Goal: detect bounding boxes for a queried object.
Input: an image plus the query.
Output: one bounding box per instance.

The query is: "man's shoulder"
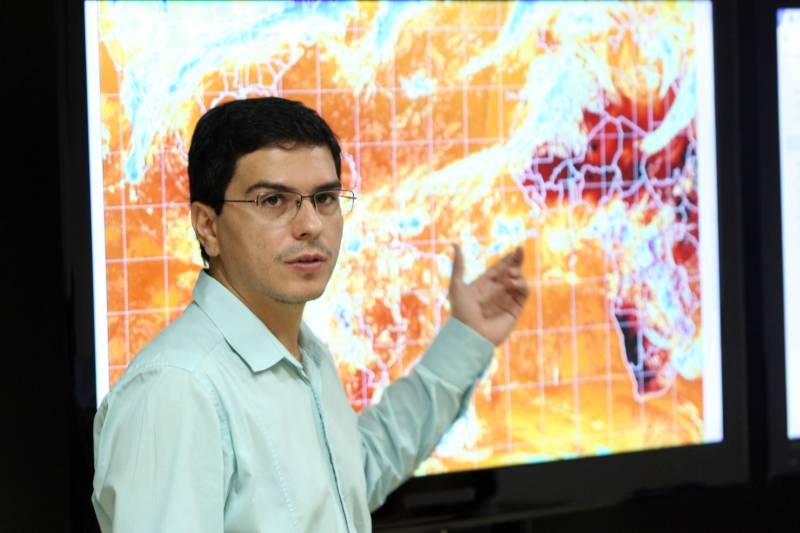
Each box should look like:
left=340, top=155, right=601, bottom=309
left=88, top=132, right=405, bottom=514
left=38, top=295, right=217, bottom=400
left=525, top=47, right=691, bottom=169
left=124, top=302, right=228, bottom=377
left=95, top=303, right=231, bottom=432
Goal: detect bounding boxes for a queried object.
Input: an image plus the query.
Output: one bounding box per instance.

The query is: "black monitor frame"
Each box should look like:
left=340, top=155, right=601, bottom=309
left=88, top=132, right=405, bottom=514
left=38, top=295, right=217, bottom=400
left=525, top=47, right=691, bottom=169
left=754, top=0, right=800, bottom=482
left=58, top=1, right=95, bottom=414
left=57, top=2, right=750, bottom=530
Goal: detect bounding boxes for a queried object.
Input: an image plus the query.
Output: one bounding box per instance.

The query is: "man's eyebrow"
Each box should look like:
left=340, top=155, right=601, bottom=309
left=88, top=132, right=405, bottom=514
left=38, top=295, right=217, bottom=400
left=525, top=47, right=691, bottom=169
left=311, top=181, right=343, bottom=193
left=244, top=180, right=343, bottom=196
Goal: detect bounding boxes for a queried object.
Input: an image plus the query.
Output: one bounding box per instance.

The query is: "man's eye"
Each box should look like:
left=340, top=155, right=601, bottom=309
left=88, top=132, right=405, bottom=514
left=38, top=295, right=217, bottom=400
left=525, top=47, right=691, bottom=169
left=316, top=192, right=337, bottom=205
left=260, top=194, right=285, bottom=208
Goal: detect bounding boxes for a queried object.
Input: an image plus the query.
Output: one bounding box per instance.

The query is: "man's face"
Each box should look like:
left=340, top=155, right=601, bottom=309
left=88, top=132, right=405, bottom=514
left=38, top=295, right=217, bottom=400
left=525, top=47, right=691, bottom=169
left=206, top=144, right=343, bottom=306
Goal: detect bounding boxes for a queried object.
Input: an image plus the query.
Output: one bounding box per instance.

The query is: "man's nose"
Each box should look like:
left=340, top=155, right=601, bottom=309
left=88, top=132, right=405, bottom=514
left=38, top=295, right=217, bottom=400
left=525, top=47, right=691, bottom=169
left=291, top=197, right=324, bottom=239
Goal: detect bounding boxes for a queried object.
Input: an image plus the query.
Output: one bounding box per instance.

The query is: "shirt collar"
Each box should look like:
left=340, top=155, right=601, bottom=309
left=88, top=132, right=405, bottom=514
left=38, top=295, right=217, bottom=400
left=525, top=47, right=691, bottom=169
left=192, top=270, right=313, bottom=374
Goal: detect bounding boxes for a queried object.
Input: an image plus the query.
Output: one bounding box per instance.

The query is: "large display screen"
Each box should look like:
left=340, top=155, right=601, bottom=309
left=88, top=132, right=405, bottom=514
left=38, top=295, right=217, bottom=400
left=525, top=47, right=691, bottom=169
left=778, top=7, right=800, bottom=441
left=85, top=0, right=722, bottom=475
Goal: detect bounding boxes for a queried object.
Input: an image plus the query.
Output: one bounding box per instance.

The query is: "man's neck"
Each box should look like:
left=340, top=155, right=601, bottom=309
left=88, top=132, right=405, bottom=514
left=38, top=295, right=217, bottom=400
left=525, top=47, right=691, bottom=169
left=207, top=268, right=305, bottom=363
left=251, top=298, right=304, bottom=364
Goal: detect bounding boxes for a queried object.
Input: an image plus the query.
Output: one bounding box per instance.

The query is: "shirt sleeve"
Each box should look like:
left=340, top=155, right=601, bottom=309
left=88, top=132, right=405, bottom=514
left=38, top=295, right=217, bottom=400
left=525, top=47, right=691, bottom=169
left=357, top=317, right=494, bottom=510
left=91, top=366, right=227, bottom=533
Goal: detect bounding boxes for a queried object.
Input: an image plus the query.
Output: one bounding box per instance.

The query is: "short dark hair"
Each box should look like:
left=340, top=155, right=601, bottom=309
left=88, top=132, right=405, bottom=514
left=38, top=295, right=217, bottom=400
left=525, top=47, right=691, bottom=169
left=187, top=97, right=341, bottom=263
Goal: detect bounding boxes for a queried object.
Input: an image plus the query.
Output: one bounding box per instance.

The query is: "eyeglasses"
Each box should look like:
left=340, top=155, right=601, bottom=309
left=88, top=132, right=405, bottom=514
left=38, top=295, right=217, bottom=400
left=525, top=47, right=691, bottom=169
left=224, top=189, right=357, bottom=226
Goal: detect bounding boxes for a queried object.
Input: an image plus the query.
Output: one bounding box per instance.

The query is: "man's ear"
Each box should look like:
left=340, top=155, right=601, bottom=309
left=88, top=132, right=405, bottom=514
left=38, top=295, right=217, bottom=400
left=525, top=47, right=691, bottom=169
left=191, top=202, right=221, bottom=258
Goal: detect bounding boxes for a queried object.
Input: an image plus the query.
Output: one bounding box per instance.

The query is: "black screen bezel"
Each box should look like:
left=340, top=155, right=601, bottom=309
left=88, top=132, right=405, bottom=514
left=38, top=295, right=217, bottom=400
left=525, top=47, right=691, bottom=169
left=755, top=0, right=800, bottom=482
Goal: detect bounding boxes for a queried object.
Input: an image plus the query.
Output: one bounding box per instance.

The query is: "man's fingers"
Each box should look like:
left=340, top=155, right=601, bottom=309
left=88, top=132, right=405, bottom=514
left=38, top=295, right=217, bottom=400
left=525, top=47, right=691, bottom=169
left=484, top=246, right=525, bottom=280
left=502, top=246, right=524, bottom=268
left=505, top=266, right=523, bottom=280
left=476, top=273, right=529, bottom=312
left=498, top=275, right=530, bottom=306
left=472, top=269, right=528, bottom=295
left=503, top=276, right=529, bottom=295
left=510, top=245, right=524, bottom=266
left=491, top=290, right=525, bottom=317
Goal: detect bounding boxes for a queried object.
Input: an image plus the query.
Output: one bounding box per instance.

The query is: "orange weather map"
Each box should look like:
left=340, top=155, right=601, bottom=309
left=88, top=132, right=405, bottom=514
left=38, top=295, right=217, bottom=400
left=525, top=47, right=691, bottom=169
left=88, top=1, right=719, bottom=475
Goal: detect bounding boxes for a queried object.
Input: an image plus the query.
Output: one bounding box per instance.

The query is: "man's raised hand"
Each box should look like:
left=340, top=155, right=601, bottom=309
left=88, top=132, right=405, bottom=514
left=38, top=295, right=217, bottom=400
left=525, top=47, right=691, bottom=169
left=448, top=243, right=530, bottom=346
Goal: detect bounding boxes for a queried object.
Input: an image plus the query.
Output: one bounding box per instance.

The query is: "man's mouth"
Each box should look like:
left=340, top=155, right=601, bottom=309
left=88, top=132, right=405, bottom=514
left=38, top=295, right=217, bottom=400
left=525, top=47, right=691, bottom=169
left=286, top=253, right=326, bottom=263
left=285, top=252, right=327, bottom=271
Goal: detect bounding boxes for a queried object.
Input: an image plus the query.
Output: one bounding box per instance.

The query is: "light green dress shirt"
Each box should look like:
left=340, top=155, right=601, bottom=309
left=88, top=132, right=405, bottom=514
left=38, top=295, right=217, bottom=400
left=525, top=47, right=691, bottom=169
left=92, top=271, right=494, bottom=532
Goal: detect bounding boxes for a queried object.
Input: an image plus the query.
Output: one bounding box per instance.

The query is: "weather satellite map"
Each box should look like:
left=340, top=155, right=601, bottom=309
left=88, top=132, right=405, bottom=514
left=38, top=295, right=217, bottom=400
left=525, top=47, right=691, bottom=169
left=86, top=0, right=722, bottom=474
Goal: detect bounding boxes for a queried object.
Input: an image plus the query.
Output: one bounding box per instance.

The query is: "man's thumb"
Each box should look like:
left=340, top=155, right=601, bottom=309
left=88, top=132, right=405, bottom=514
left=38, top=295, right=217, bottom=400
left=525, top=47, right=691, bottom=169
left=450, top=243, right=464, bottom=289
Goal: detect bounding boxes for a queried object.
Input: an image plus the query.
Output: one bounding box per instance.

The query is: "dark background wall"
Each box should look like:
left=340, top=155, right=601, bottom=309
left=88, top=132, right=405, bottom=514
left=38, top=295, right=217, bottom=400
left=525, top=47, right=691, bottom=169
left=2, top=1, right=798, bottom=532
left=2, top=0, right=71, bottom=531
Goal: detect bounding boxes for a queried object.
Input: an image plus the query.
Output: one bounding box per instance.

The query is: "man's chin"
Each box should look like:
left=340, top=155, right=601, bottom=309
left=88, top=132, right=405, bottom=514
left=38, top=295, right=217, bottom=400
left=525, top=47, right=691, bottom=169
left=268, top=287, right=326, bottom=305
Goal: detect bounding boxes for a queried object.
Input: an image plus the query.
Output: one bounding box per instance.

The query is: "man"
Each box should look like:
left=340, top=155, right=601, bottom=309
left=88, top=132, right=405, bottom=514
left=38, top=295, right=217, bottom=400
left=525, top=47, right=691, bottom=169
left=92, top=97, right=529, bottom=532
